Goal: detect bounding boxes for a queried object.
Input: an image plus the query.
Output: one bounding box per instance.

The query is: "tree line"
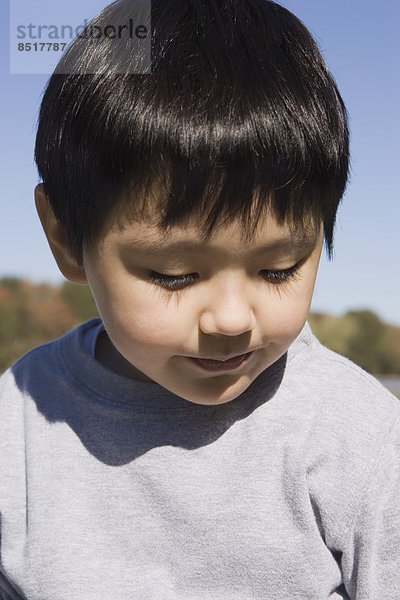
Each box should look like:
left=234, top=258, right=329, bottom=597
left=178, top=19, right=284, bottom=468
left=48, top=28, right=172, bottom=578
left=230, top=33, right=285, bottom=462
left=1, top=277, right=399, bottom=376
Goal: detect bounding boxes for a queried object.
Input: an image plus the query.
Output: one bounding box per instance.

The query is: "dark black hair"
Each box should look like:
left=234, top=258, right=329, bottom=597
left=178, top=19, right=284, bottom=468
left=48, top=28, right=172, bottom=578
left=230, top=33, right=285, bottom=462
left=35, top=0, right=349, bottom=263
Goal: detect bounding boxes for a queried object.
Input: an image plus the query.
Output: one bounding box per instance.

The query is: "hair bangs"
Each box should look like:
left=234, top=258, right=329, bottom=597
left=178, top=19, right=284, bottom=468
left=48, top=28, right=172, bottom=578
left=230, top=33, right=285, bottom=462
left=120, top=155, right=322, bottom=242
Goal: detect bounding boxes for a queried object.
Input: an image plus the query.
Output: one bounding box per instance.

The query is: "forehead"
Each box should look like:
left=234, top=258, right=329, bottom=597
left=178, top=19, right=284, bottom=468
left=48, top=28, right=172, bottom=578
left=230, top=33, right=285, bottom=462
left=102, top=208, right=321, bottom=258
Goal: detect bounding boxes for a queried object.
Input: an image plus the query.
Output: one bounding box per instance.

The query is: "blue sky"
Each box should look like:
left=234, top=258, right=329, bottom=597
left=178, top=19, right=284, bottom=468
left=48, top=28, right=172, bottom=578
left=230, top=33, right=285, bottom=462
left=1, top=0, right=399, bottom=325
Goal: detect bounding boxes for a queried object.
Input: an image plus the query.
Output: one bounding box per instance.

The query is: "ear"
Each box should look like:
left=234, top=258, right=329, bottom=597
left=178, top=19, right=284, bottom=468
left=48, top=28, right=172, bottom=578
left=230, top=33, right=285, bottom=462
left=35, top=183, right=88, bottom=285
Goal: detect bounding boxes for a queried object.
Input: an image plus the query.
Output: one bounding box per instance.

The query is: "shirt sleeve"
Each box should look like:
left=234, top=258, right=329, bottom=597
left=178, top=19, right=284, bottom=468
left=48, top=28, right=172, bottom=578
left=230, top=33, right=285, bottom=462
left=341, top=414, right=400, bottom=599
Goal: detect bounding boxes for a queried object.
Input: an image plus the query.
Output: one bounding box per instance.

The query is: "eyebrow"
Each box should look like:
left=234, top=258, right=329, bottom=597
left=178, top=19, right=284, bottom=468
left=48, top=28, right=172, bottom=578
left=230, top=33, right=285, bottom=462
left=121, top=235, right=319, bottom=257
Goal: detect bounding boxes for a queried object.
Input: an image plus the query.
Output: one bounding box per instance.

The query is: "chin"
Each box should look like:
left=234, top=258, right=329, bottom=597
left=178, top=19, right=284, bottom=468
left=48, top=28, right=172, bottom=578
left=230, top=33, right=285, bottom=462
left=179, top=376, right=255, bottom=406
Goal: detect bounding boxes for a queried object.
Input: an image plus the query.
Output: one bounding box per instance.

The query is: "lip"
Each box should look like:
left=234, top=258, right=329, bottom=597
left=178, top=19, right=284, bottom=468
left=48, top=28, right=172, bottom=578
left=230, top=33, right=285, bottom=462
left=188, top=351, right=254, bottom=372
left=198, top=352, right=250, bottom=361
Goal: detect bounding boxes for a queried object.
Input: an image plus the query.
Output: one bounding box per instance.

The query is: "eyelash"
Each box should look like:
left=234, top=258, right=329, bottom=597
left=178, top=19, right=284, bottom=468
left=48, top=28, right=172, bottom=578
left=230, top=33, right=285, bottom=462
left=146, top=264, right=301, bottom=291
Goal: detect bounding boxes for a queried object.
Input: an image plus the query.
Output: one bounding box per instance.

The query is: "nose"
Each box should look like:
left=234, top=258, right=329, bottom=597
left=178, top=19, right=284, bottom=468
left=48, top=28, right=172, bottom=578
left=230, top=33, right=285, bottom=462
left=198, top=275, right=256, bottom=337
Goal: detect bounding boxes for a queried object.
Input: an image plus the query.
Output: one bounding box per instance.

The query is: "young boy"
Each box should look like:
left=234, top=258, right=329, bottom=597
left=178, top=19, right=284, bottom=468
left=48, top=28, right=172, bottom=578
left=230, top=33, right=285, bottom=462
left=1, top=0, right=399, bottom=598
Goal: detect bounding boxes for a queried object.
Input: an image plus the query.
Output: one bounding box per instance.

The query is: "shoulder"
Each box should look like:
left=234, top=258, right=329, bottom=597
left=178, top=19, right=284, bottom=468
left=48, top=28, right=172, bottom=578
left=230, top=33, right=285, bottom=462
left=6, top=318, right=101, bottom=369
left=0, top=318, right=102, bottom=407
left=280, top=323, right=400, bottom=482
left=288, top=322, right=400, bottom=421
left=281, top=325, right=400, bottom=542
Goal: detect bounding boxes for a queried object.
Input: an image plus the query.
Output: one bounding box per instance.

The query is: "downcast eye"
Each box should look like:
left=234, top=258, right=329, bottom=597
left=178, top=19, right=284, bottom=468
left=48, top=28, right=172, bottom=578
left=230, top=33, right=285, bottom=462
left=147, top=271, right=198, bottom=291
left=260, top=264, right=301, bottom=284
left=146, top=263, right=301, bottom=292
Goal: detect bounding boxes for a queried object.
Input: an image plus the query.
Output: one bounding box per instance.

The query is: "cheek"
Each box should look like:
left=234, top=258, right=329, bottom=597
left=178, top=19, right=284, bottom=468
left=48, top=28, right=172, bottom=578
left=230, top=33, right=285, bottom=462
left=104, top=286, right=189, bottom=350
left=258, top=283, right=314, bottom=340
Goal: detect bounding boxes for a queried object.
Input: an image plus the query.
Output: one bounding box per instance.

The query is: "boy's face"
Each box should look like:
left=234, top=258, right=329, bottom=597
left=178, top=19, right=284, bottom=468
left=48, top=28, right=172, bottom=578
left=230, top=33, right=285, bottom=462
left=81, top=210, right=323, bottom=405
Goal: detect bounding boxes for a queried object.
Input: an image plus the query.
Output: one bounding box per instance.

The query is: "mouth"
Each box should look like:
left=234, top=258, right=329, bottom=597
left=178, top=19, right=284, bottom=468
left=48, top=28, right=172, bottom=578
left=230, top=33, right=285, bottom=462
left=188, top=351, right=254, bottom=372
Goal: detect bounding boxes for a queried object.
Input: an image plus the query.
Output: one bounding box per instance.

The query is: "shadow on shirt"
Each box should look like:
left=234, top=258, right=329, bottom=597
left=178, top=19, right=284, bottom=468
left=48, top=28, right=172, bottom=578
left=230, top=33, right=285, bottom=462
left=11, top=352, right=286, bottom=466
left=0, top=571, right=24, bottom=600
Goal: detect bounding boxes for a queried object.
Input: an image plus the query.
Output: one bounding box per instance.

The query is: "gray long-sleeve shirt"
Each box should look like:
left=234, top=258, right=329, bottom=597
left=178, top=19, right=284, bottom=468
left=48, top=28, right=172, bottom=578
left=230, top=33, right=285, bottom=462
left=0, top=319, right=399, bottom=599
